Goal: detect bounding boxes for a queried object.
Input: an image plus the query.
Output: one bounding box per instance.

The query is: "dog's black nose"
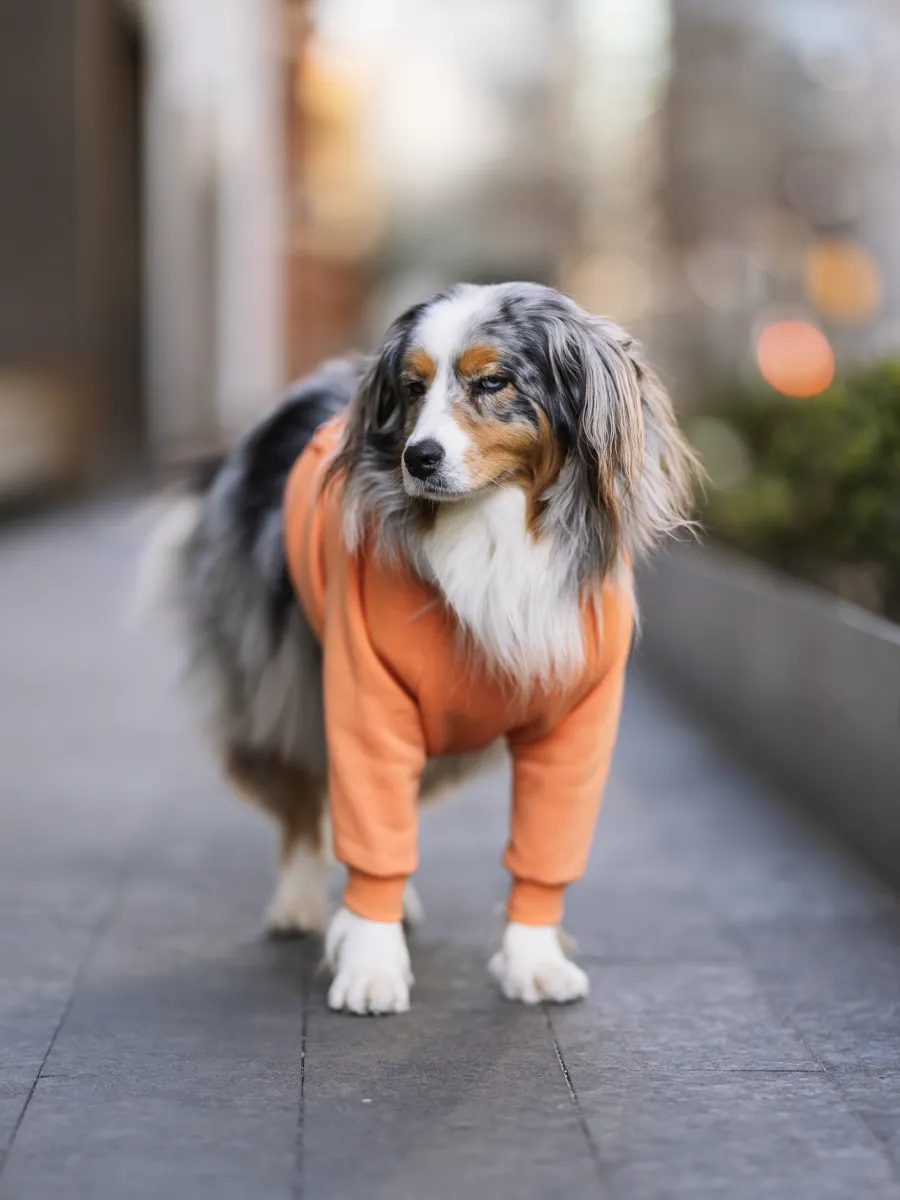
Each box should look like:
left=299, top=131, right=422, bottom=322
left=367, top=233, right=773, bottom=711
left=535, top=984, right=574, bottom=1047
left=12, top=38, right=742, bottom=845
left=403, top=439, right=445, bottom=480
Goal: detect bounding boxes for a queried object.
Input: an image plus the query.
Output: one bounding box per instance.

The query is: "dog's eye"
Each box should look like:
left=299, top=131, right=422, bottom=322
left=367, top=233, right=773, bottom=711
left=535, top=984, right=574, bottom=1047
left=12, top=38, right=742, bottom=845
left=477, top=376, right=510, bottom=394
left=405, top=379, right=427, bottom=399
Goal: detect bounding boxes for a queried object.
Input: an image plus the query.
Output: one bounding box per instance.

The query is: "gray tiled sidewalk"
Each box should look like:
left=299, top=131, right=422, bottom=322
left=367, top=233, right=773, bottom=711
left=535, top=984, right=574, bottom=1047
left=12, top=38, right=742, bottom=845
left=1, top=502, right=899, bottom=1200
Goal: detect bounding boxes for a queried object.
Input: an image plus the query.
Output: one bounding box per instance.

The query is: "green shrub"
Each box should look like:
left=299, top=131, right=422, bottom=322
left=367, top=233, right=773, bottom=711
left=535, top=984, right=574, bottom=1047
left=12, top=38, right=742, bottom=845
left=693, top=361, right=900, bottom=622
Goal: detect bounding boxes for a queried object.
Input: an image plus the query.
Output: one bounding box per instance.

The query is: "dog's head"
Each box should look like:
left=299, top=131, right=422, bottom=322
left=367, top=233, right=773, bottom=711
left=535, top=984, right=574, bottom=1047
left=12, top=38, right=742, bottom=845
left=334, top=282, right=698, bottom=574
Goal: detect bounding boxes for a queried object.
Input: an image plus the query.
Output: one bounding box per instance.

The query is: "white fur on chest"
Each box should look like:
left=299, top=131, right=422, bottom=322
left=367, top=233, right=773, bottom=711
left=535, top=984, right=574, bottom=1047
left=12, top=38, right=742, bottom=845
left=421, top=487, right=583, bottom=686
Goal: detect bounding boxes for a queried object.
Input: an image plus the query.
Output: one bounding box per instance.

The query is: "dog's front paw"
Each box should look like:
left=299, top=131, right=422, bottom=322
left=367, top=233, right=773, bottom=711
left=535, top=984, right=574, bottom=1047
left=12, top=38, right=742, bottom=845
left=325, top=907, right=413, bottom=1015
left=488, top=922, right=589, bottom=1005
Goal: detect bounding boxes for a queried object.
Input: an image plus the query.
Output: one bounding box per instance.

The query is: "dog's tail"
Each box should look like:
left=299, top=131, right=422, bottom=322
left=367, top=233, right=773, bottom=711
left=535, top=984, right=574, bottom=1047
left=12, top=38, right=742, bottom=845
left=130, top=457, right=222, bottom=628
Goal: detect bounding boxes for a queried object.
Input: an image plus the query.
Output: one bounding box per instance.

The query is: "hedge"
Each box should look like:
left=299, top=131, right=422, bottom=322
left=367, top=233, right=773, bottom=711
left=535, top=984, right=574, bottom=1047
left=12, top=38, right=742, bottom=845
left=692, top=361, right=900, bottom=623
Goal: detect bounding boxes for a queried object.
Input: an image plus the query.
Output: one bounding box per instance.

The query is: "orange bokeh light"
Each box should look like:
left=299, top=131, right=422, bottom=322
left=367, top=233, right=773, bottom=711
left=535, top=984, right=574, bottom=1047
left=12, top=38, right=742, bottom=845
left=804, top=238, right=882, bottom=324
left=756, top=320, right=835, bottom=397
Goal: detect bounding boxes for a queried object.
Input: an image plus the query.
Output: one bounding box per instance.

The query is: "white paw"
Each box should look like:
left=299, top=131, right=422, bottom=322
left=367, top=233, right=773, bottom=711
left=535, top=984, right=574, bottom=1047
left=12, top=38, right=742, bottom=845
left=402, top=880, right=425, bottom=927
left=265, top=841, right=328, bottom=936
left=488, top=922, right=589, bottom=1005
left=325, top=907, right=413, bottom=1015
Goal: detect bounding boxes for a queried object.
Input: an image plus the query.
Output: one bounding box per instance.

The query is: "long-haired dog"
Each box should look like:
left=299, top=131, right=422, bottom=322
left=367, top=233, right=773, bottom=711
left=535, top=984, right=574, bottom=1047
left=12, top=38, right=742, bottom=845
left=148, top=283, right=697, bottom=1014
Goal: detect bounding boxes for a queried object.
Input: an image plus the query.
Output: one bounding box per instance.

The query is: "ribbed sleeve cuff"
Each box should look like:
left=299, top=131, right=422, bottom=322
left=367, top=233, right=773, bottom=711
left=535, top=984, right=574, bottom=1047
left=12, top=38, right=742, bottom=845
left=506, top=879, right=566, bottom=925
left=343, top=870, right=408, bottom=923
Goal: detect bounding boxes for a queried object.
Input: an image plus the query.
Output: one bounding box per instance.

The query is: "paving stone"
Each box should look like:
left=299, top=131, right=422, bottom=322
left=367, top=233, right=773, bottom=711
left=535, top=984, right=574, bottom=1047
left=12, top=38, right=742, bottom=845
left=302, top=950, right=600, bottom=1200
left=565, top=876, right=737, bottom=964
left=0, top=915, right=98, bottom=1112
left=574, top=1070, right=900, bottom=1200
left=0, top=937, right=310, bottom=1200
left=835, top=1071, right=900, bottom=1174
left=0, top=1088, right=299, bottom=1200
left=0, top=1069, right=40, bottom=1160
left=734, top=915, right=900, bottom=1069
left=551, top=960, right=820, bottom=1073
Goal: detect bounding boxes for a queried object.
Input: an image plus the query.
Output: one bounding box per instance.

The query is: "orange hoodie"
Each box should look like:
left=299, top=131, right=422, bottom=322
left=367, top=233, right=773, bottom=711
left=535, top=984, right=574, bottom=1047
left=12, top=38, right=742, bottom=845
left=283, top=415, right=633, bottom=926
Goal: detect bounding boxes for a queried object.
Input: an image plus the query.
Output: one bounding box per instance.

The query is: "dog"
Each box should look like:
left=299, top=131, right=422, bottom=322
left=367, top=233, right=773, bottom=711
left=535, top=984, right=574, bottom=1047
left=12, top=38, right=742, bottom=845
left=146, top=282, right=697, bottom=1015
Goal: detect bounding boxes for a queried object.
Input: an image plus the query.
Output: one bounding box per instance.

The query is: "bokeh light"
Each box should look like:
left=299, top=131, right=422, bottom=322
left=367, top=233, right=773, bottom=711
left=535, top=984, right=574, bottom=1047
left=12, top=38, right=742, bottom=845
left=803, top=237, right=882, bottom=324
left=755, top=320, right=835, bottom=397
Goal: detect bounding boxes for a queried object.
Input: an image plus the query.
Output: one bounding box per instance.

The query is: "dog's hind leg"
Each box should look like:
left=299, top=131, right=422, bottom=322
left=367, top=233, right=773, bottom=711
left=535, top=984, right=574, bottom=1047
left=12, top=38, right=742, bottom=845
left=225, top=745, right=329, bottom=936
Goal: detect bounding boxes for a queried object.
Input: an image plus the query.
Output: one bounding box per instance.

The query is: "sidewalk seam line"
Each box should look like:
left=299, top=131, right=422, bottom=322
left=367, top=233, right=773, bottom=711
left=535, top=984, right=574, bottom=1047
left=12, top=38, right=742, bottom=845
left=292, top=953, right=310, bottom=1200
left=0, top=806, right=169, bottom=1182
left=544, top=1007, right=605, bottom=1194
left=717, top=916, right=900, bottom=1182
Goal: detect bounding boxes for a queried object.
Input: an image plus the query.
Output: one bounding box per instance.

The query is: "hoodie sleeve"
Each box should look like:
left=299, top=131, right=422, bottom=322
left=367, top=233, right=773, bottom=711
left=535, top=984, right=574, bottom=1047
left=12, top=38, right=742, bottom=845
left=503, top=591, right=634, bottom=925
left=321, top=521, right=428, bottom=924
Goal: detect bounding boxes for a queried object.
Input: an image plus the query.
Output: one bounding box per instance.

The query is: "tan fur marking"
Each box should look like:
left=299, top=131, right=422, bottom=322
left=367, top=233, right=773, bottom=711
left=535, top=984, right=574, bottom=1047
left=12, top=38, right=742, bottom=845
left=526, top=410, right=566, bottom=534
left=456, top=344, right=500, bottom=380
left=403, top=348, right=436, bottom=385
left=455, top=406, right=565, bottom=536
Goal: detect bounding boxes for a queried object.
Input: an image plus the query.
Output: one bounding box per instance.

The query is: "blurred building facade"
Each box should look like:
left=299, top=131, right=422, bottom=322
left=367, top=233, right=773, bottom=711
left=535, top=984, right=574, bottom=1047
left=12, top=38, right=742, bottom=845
left=142, top=0, right=284, bottom=464
left=283, top=5, right=374, bottom=378
left=0, top=0, right=144, bottom=497
left=0, top=0, right=287, bottom=498
left=3, top=0, right=900, bottom=502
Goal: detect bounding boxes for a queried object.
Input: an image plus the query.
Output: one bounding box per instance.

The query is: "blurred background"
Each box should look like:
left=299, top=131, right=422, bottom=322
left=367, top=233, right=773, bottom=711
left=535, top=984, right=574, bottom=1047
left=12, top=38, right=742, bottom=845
left=1, top=0, right=898, bottom=617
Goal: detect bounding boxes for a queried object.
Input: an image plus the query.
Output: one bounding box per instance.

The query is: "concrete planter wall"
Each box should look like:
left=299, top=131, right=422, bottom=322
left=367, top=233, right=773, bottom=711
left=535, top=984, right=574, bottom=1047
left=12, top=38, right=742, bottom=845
left=637, top=545, right=900, bottom=886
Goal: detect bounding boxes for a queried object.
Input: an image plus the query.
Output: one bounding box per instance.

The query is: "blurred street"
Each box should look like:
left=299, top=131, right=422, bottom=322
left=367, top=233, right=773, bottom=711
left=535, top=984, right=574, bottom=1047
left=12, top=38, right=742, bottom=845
left=0, top=504, right=898, bottom=1200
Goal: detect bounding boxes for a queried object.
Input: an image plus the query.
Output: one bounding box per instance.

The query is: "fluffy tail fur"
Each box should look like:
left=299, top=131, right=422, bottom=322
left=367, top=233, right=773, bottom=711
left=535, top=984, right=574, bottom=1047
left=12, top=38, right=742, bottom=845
left=132, top=491, right=205, bottom=627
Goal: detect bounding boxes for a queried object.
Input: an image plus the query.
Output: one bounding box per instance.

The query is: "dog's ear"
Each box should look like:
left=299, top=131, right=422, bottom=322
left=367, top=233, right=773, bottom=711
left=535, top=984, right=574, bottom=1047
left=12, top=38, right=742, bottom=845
left=357, top=324, right=408, bottom=437
left=549, top=311, right=698, bottom=562
left=617, top=333, right=700, bottom=554
left=329, top=301, right=426, bottom=478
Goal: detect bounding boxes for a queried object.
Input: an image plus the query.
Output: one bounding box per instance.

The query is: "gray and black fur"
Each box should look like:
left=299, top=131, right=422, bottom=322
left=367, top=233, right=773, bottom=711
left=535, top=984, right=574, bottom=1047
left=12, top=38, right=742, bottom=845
left=171, top=357, right=359, bottom=778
